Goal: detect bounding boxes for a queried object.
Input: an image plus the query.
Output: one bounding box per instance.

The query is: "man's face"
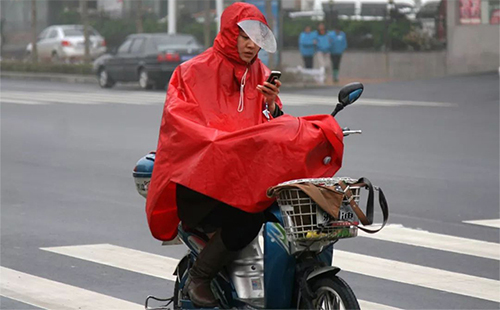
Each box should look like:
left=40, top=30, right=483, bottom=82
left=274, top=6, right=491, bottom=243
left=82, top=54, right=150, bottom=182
left=237, top=29, right=260, bottom=63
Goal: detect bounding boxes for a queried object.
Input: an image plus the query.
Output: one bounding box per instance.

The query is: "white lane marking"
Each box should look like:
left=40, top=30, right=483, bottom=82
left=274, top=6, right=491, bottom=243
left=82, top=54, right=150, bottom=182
left=2, top=91, right=164, bottom=104
left=0, top=266, right=143, bottom=310
left=463, top=219, right=500, bottom=229
left=2, top=92, right=126, bottom=105
left=359, top=224, right=500, bottom=260
left=334, top=250, right=500, bottom=303
left=1, top=94, right=100, bottom=105
left=41, top=243, right=178, bottom=281
left=279, top=94, right=456, bottom=107
left=42, top=243, right=392, bottom=309
left=1, top=90, right=453, bottom=107
left=0, top=98, right=48, bottom=105
left=358, top=300, right=402, bottom=310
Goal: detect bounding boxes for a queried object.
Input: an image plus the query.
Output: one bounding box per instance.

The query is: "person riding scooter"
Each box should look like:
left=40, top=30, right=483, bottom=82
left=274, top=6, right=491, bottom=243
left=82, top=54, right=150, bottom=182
left=145, top=2, right=345, bottom=308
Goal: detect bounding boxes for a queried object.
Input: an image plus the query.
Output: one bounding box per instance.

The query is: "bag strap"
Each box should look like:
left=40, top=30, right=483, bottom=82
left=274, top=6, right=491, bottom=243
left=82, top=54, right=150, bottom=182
left=338, top=177, right=389, bottom=234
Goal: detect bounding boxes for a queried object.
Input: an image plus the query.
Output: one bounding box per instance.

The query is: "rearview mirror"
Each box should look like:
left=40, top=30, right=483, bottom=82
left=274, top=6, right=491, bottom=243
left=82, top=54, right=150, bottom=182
left=338, top=82, right=364, bottom=107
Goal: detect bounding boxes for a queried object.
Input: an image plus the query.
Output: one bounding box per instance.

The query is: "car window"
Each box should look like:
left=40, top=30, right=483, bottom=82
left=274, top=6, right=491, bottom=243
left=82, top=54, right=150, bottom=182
left=47, top=29, right=59, bottom=39
left=153, top=36, right=202, bottom=51
left=117, top=39, right=133, bottom=54
left=130, top=38, right=145, bottom=53
left=334, top=3, right=356, bottom=16
left=38, top=29, right=49, bottom=40
left=360, top=3, right=386, bottom=17
left=63, top=28, right=100, bottom=37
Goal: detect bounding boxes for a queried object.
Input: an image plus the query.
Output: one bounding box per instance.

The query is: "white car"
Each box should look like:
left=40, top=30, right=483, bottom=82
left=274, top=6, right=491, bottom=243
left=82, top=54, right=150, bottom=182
left=26, top=25, right=106, bottom=62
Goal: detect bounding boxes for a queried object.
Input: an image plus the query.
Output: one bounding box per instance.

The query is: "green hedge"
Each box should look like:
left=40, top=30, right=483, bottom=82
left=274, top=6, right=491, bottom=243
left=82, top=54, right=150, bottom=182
left=57, top=9, right=213, bottom=50
left=56, top=8, right=428, bottom=51
left=282, top=16, right=415, bottom=50
left=0, top=61, right=93, bottom=75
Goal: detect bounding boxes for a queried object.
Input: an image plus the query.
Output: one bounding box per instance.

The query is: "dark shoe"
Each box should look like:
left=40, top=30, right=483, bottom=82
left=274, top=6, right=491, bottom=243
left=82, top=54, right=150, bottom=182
left=183, top=230, right=236, bottom=307
left=184, top=274, right=218, bottom=307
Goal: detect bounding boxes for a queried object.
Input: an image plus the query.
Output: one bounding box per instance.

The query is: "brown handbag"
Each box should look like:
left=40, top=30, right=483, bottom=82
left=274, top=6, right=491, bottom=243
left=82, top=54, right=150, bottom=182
left=267, top=177, right=389, bottom=234
left=267, top=183, right=344, bottom=219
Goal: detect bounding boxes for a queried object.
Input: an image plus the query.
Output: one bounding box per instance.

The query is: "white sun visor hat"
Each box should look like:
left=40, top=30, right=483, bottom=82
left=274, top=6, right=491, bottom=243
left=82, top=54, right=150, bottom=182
left=237, top=20, right=277, bottom=53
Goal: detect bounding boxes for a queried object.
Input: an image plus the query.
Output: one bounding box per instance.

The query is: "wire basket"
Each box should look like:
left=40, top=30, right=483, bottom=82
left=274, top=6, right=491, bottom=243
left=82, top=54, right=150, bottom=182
left=275, top=177, right=361, bottom=243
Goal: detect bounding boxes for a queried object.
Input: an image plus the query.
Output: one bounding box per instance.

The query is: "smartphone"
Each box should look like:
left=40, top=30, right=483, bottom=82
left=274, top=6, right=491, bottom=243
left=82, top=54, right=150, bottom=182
left=266, top=71, right=281, bottom=85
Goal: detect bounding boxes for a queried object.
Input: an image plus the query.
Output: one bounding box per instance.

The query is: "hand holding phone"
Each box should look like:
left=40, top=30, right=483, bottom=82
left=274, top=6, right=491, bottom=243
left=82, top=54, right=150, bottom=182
left=266, top=71, right=281, bottom=85
left=258, top=71, right=281, bottom=115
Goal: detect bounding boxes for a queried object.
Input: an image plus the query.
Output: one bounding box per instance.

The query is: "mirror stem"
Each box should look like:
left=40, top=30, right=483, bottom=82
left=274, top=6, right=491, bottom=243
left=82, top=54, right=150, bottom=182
left=331, top=103, right=344, bottom=117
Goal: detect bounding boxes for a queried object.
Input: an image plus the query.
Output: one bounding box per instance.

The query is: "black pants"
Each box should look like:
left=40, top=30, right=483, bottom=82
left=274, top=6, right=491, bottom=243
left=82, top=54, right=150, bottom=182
left=303, top=56, right=313, bottom=69
left=330, top=54, right=342, bottom=70
left=176, top=184, right=265, bottom=251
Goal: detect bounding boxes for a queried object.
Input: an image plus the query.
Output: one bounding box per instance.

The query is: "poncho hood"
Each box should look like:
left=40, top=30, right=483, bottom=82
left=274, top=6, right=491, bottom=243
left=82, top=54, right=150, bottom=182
left=213, top=2, right=268, bottom=65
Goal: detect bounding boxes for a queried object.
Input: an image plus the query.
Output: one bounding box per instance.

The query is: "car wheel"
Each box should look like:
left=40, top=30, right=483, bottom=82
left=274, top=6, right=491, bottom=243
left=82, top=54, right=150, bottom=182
left=23, top=51, right=32, bottom=63
left=154, top=79, right=167, bottom=90
left=98, top=68, right=115, bottom=88
left=51, top=52, right=61, bottom=64
left=139, top=68, right=153, bottom=90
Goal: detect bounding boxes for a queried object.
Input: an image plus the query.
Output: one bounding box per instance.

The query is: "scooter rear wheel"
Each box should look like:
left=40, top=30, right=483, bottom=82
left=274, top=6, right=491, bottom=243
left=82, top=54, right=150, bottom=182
left=301, top=275, right=360, bottom=310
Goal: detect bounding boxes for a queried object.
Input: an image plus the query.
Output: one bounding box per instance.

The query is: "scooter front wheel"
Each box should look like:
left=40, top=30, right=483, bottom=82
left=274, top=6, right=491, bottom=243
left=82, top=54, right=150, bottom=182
left=173, top=256, right=190, bottom=309
left=301, top=275, right=360, bottom=310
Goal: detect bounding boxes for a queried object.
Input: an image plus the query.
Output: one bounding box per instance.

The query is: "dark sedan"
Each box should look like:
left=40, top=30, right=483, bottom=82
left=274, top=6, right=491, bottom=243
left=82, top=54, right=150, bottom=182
left=93, top=33, right=204, bottom=90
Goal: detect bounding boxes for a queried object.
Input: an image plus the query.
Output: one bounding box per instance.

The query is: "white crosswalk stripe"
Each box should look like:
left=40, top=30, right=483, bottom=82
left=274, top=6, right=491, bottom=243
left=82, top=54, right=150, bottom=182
left=0, top=90, right=455, bottom=107
left=0, top=267, right=143, bottom=310
left=2, top=223, right=498, bottom=309
left=41, top=243, right=398, bottom=310
left=41, top=243, right=178, bottom=281
left=463, top=219, right=500, bottom=229
left=335, top=250, right=499, bottom=303
left=359, top=224, right=500, bottom=260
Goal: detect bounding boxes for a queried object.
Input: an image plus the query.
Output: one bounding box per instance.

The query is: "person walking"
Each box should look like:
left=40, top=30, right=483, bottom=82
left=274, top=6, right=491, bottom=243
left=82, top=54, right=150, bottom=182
left=313, top=23, right=331, bottom=81
left=328, top=26, right=347, bottom=83
left=314, top=23, right=332, bottom=70
left=298, top=25, right=315, bottom=69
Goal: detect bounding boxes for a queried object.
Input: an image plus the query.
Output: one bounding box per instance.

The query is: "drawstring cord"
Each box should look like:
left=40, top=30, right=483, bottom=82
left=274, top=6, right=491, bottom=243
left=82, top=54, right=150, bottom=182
left=237, top=67, right=249, bottom=112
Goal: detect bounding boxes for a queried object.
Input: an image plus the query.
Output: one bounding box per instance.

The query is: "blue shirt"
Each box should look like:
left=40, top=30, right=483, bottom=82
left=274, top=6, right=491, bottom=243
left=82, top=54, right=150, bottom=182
left=313, top=31, right=331, bottom=53
left=298, top=31, right=316, bottom=56
left=328, top=31, right=347, bottom=55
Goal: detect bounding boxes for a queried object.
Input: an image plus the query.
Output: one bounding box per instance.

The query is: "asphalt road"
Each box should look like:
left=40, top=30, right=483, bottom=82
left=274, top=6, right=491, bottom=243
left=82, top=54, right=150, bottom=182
left=1, top=73, right=499, bottom=310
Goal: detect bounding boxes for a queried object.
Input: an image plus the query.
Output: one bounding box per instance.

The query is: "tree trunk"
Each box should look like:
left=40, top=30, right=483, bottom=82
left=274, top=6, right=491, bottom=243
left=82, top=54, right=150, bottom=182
left=81, top=0, right=91, bottom=63
left=265, top=0, right=275, bottom=68
left=204, top=0, right=211, bottom=48
left=277, top=0, right=283, bottom=68
left=136, top=0, right=143, bottom=33
left=30, top=0, right=38, bottom=63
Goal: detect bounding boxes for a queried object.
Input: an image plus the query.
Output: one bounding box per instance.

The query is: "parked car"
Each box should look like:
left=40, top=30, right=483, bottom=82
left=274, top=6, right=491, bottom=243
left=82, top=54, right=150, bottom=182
left=93, top=33, right=204, bottom=90
left=26, top=25, right=106, bottom=63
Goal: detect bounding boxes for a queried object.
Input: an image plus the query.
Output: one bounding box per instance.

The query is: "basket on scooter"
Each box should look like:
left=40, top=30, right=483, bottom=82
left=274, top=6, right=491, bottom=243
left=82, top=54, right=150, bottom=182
left=275, top=177, right=360, bottom=243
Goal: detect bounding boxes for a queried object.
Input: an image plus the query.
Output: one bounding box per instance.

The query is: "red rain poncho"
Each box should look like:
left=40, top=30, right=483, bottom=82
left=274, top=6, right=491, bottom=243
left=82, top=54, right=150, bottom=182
left=146, top=2, right=344, bottom=241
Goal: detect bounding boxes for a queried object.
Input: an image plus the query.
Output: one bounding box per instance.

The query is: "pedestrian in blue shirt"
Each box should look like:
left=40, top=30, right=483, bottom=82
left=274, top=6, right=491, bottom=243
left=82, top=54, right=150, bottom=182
left=298, top=26, right=315, bottom=69
left=328, top=26, right=348, bottom=83
left=313, top=23, right=331, bottom=74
